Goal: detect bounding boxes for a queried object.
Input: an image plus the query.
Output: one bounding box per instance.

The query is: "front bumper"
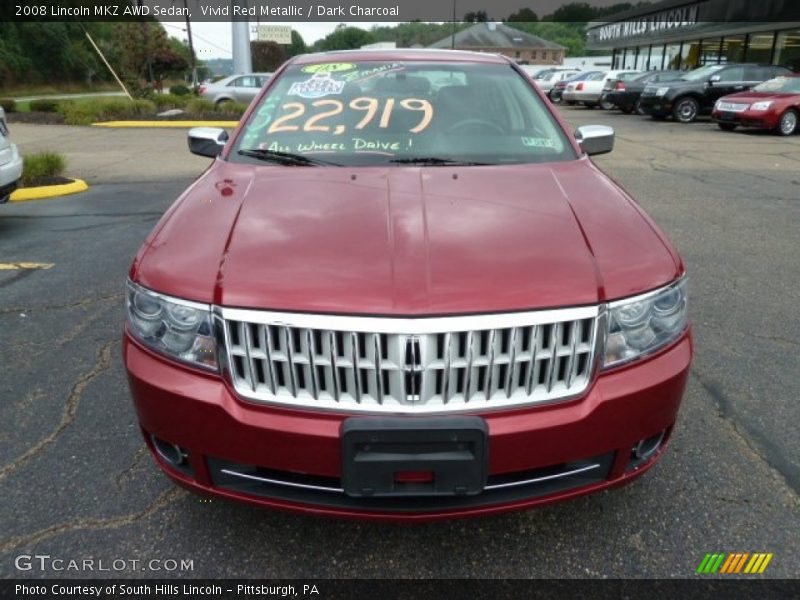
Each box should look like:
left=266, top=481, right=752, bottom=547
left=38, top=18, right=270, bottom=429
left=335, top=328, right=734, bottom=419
left=124, top=330, right=692, bottom=520
left=638, top=96, right=672, bottom=116
left=711, top=109, right=778, bottom=130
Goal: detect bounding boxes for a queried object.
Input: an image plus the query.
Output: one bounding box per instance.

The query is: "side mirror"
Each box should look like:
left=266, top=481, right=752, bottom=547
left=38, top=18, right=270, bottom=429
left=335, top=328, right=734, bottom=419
left=188, top=127, right=229, bottom=158
left=575, top=125, right=614, bottom=156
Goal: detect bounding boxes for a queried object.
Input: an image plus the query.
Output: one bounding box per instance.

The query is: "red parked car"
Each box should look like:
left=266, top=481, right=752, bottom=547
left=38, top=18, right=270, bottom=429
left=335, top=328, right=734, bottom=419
left=712, top=74, right=800, bottom=135
left=124, top=50, right=692, bottom=521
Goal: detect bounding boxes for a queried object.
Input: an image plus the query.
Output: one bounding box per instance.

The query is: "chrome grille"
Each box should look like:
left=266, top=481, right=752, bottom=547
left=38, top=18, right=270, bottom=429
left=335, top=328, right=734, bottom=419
left=220, top=307, right=600, bottom=414
left=716, top=101, right=749, bottom=113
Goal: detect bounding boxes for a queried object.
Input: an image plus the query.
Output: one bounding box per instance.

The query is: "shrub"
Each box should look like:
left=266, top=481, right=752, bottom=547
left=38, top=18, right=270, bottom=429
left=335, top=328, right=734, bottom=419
left=217, top=101, right=249, bottom=117
left=152, top=93, right=190, bottom=110
left=185, top=98, right=216, bottom=117
left=169, top=84, right=192, bottom=96
left=0, top=98, right=16, bottom=112
left=29, top=98, right=61, bottom=112
left=21, top=151, right=66, bottom=186
left=61, top=98, right=156, bottom=125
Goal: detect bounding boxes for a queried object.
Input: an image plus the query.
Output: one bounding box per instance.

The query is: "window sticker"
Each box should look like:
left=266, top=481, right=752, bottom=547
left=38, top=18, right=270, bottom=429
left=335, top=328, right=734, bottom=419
left=521, top=136, right=557, bottom=149
left=341, top=63, right=405, bottom=84
left=288, top=73, right=345, bottom=99
left=301, top=63, right=356, bottom=74
left=266, top=97, right=434, bottom=136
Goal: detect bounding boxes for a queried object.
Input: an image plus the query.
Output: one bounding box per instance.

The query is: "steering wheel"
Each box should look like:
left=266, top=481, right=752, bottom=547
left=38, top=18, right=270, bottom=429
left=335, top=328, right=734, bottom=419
left=446, top=118, right=505, bottom=134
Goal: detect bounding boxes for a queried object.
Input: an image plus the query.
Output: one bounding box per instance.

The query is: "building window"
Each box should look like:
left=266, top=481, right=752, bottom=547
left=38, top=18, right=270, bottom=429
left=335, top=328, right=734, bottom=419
left=774, top=29, right=800, bottom=70
left=746, top=33, right=775, bottom=64
left=699, top=38, right=722, bottom=65
left=664, top=43, right=682, bottom=70
left=649, top=44, right=665, bottom=69
left=721, top=35, right=746, bottom=63
left=681, top=40, right=701, bottom=69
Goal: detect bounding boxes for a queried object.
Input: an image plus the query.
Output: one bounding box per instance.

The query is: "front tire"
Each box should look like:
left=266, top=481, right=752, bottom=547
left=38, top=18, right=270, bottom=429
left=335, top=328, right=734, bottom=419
left=718, top=123, right=737, bottom=131
left=600, top=98, right=615, bottom=111
left=776, top=109, right=798, bottom=136
left=635, top=99, right=646, bottom=116
left=673, top=97, right=699, bottom=123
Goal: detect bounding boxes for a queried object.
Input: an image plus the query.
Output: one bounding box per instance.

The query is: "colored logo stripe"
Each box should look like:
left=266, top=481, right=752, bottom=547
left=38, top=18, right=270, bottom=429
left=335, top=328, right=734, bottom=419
left=697, top=553, right=773, bottom=574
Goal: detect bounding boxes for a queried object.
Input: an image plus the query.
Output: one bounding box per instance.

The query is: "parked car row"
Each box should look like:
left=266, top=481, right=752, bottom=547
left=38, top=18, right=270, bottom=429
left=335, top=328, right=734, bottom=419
left=549, top=62, right=799, bottom=136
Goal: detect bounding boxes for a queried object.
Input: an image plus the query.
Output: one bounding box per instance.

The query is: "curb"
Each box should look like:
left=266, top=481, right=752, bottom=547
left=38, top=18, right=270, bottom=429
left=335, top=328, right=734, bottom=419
left=92, top=120, right=239, bottom=128
left=10, top=178, right=89, bottom=202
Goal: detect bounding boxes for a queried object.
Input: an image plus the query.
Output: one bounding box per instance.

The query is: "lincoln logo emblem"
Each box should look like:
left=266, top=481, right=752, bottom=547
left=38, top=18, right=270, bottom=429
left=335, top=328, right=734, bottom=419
left=403, top=336, right=424, bottom=402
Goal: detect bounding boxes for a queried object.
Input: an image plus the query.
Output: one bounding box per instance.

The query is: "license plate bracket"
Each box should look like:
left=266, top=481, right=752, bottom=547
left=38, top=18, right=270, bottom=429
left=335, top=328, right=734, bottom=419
left=341, top=417, right=488, bottom=498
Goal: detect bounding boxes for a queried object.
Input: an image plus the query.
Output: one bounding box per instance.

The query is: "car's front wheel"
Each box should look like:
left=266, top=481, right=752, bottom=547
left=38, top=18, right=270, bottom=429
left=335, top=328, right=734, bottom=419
left=600, top=98, right=615, bottom=111
left=718, top=123, right=737, bottom=131
left=215, top=98, right=234, bottom=109
left=673, top=97, right=700, bottom=123
left=777, top=109, right=798, bottom=136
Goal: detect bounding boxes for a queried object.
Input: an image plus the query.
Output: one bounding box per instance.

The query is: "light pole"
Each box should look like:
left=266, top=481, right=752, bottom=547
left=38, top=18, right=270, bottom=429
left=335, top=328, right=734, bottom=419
left=182, top=0, right=197, bottom=86
left=231, top=0, right=252, bottom=74
left=451, top=0, right=456, bottom=49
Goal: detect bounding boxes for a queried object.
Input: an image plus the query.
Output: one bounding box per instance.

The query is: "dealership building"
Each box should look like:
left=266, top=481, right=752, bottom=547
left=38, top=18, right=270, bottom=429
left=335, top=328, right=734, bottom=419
left=586, top=0, right=800, bottom=72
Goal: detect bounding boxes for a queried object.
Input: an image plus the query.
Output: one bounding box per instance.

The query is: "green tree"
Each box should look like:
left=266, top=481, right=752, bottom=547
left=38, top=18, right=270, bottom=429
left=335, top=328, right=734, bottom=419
left=251, top=41, right=287, bottom=72
left=317, top=26, right=376, bottom=51
left=507, top=8, right=538, bottom=22
left=286, top=30, right=307, bottom=58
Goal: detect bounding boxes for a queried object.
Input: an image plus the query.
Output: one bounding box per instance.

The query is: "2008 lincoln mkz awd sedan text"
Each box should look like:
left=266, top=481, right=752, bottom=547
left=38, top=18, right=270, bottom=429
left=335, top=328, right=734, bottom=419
left=123, top=50, right=692, bottom=520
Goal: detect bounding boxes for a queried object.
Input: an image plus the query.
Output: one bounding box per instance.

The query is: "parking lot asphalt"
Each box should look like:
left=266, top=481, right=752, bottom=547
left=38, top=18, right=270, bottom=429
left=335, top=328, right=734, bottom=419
left=1, top=110, right=798, bottom=578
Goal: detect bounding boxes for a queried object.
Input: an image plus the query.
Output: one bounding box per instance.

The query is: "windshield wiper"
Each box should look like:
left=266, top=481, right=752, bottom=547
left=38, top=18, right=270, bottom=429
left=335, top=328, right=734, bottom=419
left=237, top=148, right=340, bottom=166
left=388, top=157, right=490, bottom=166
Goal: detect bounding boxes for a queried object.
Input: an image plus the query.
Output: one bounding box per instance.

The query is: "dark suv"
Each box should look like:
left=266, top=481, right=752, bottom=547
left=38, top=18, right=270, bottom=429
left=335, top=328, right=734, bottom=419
left=639, top=64, right=791, bottom=123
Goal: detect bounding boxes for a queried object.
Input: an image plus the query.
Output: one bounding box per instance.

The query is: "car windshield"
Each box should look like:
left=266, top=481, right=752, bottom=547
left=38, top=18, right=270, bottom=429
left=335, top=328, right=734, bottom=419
left=753, top=76, right=800, bottom=93
left=680, top=65, right=726, bottom=81
left=232, top=60, right=576, bottom=167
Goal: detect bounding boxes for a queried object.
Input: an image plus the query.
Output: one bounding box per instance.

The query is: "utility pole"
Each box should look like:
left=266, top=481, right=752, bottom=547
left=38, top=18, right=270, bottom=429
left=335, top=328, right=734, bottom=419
left=451, top=0, right=456, bottom=49
left=182, top=0, right=197, bottom=86
left=231, top=0, right=252, bottom=74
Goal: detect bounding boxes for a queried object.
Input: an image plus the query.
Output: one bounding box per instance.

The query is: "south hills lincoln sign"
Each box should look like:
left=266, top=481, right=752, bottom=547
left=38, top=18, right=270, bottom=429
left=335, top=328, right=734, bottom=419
left=592, top=4, right=701, bottom=43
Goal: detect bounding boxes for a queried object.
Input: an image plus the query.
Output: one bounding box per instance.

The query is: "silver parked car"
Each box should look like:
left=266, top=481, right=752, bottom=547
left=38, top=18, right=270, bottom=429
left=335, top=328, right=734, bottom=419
left=198, top=73, right=272, bottom=107
left=0, top=107, right=23, bottom=204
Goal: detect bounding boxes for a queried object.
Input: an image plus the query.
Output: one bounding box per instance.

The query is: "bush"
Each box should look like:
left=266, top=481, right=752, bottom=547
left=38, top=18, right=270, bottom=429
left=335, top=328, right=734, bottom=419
left=21, top=151, right=66, bottom=186
left=185, top=98, right=216, bottom=117
left=169, top=84, right=191, bottom=96
left=0, top=98, right=16, bottom=112
left=217, top=101, right=249, bottom=117
left=29, top=98, right=61, bottom=113
left=61, top=98, right=156, bottom=125
left=152, top=94, right=190, bottom=111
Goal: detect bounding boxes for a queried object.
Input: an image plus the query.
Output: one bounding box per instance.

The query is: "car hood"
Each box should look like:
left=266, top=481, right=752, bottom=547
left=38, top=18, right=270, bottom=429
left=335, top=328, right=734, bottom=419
left=719, top=91, right=798, bottom=103
left=132, top=159, right=680, bottom=314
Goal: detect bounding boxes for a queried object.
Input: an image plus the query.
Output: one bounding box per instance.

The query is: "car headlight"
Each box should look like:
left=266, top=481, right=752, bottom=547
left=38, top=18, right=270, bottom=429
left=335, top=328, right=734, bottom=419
left=750, top=101, right=773, bottom=111
left=603, top=278, right=688, bottom=369
left=125, top=280, right=218, bottom=371
left=655, top=87, right=669, bottom=96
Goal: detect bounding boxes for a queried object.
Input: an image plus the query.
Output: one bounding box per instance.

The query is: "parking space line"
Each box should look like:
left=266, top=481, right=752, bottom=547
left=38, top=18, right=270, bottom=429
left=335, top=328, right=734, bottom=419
left=0, top=262, right=54, bottom=270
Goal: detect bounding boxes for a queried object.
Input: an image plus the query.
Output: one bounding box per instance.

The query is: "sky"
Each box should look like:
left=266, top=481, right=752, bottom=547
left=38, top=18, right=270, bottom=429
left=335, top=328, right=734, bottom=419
left=164, top=22, right=396, bottom=59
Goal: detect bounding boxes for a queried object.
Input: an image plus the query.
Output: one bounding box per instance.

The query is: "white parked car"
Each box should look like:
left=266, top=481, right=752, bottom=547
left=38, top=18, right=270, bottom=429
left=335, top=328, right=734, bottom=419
left=563, top=70, right=641, bottom=107
left=198, top=73, right=272, bottom=107
left=532, top=68, right=581, bottom=94
left=0, top=107, right=23, bottom=204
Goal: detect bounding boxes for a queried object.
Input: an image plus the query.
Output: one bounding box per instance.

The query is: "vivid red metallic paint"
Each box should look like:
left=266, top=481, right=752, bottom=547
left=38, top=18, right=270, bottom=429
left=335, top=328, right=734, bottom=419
left=125, top=50, right=693, bottom=520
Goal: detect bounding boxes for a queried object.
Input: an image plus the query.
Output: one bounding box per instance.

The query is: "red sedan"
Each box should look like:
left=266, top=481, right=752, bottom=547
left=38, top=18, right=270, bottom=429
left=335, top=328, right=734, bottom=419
left=124, top=50, right=692, bottom=520
left=712, top=74, right=800, bottom=135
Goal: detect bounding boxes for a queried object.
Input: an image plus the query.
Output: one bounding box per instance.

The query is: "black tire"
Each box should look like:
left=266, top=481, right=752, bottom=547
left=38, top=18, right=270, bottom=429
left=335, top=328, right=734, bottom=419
left=776, top=109, right=798, bottom=136
left=600, top=99, right=615, bottom=111
left=717, top=123, right=737, bottom=131
left=635, top=99, right=646, bottom=116
left=549, top=92, right=562, bottom=105
left=672, top=96, right=700, bottom=123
